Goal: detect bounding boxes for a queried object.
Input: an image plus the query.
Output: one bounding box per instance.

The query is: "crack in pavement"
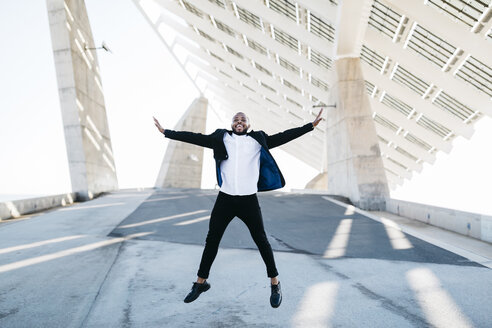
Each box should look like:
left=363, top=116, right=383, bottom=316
left=78, top=240, right=127, bottom=328
left=0, top=308, right=19, bottom=320
left=315, top=260, right=350, bottom=280
left=353, top=283, right=434, bottom=328
left=315, top=258, right=432, bottom=327
left=269, top=234, right=313, bottom=255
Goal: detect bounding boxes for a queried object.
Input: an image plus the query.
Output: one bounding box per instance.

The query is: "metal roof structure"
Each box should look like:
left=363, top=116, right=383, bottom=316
left=132, top=0, right=492, bottom=189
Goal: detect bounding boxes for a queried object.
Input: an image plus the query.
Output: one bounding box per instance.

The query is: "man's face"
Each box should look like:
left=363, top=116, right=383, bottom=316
left=231, top=112, right=250, bottom=135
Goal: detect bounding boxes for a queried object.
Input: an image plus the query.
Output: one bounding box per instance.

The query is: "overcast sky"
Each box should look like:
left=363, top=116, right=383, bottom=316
left=1, top=0, right=491, bottom=215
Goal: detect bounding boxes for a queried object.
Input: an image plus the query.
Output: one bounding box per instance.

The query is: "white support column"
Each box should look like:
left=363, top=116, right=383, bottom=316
left=155, top=97, right=208, bottom=188
left=322, top=0, right=389, bottom=208
left=46, top=0, right=118, bottom=201
left=333, top=0, right=374, bottom=58
left=326, top=58, right=389, bottom=210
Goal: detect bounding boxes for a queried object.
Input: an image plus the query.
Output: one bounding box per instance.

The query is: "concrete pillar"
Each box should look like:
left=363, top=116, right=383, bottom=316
left=305, top=172, right=328, bottom=190
left=155, top=97, right=208, bottom=188
left=326, top=58, right=389, bottom=210
left=46, top=0, right=118, bottom=201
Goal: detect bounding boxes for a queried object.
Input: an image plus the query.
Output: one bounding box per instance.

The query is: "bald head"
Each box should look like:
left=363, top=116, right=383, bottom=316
left=231, top=112, right=250, bottom=135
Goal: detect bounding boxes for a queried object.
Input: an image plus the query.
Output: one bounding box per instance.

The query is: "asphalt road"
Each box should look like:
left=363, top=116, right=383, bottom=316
left=111, top=189, right=480, bottom=267
left=0, top=188, right=490, bottom=328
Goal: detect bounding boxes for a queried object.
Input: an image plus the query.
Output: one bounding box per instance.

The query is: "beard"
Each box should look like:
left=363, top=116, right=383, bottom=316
left=232, top=129, right=248, bottom=135
left=232, top=124, right=248, bottom=135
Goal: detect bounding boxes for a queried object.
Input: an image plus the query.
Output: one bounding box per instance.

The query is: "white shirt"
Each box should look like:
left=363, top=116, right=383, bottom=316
left=220, top=132, right=261, bottom=195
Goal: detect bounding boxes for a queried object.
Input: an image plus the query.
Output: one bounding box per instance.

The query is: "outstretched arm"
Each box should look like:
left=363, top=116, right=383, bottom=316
left=267, top=108, right=324, bottom=149
left=153, top=116, right=215, bottom=148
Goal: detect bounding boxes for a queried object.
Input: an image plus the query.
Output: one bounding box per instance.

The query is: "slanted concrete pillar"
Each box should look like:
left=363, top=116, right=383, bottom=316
left=305, top=172, right=328, bottom=190
left=46, top=0, right=118, bottom=201
left=155, top=97, right=208, bottom=188
left=326, top=58, right=388, bottom=210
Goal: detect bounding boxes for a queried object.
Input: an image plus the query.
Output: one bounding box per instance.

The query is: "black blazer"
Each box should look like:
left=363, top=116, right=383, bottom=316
left=164, top=123, right=314, bottom=191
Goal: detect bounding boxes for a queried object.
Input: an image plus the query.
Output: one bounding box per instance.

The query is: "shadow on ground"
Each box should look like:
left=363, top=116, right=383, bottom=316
left=110, top=189, right=480, bottom=267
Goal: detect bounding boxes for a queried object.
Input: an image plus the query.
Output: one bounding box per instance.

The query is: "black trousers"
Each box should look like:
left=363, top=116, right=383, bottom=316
left=197, top=191, right=279, bottom=279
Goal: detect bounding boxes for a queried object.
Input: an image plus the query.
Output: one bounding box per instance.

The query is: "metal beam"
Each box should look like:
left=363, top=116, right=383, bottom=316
left=382, top=0, right=492, bottom=68
left=165, top=21, right=314, bottom=118
left=385, top=169, right=404, bottom=186
left=152, top=3, right=328, bottom=132
left=296, top=0, right=338, bottom=23
left=379, top=141, right=423, bottom=172
left=157, top=3, right=320, bottom=111
left=173, top=34, right=315, bottom=122
left=382, top=157, right=412, bottom=179
left=160, top=0, right=332, bottom=78
left=233, top=0, right=334, bottom=56
left=362, top=62, right=474, bottom=138
left=184, top=54, right=294, bottom=123
left=365, top=28, right=492, bottom=117
left=376, top=125, right=436, bottom=164
left=168, top=2, right=329, bottom=101
left=370, top=98, right=452, bottom=153
left=135, top=0, right=325, bottom=170
left=184, top=51, right=265, bottom=102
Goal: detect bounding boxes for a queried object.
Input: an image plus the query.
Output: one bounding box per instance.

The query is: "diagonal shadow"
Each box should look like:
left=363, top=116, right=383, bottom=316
left=111, top=189, right=483, bottom=267
left=260, top=193, right=483, bottom=267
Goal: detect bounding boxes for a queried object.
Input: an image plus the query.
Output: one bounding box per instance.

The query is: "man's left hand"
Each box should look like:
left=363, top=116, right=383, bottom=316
left=312, top=108, right=324, bottom=127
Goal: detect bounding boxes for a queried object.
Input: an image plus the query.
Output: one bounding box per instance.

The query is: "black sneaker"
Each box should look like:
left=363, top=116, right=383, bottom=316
left=270, top=282, right=282, bottom=308
left=184, top=281, right=211, bottom=303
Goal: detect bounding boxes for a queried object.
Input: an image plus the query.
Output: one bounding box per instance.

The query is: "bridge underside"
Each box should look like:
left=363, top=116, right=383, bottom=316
left=131, top=0, right=492, bottom=195
left=46, top=0, right=492, bottom=207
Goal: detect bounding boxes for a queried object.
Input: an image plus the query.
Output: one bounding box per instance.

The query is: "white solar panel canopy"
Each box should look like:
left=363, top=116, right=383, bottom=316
left=133, top=0, right=492, bottom=190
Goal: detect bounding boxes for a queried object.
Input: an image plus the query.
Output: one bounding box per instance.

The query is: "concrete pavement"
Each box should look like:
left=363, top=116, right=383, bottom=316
left=0, top=188, right=491, bottom=327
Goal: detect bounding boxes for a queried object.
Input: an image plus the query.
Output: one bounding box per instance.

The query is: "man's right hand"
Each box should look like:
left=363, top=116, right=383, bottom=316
left=312, top=108, right=324, bottom=127
left=153, top=116, right=165, bottom=134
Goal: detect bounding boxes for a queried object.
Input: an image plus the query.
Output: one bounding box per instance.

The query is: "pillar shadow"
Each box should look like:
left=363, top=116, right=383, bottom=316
left=110, top=189, right=482, bottom=267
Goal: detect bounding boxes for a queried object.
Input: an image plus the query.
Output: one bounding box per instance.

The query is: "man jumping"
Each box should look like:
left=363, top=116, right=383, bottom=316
left=153, top=109, right=323, bottom=308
